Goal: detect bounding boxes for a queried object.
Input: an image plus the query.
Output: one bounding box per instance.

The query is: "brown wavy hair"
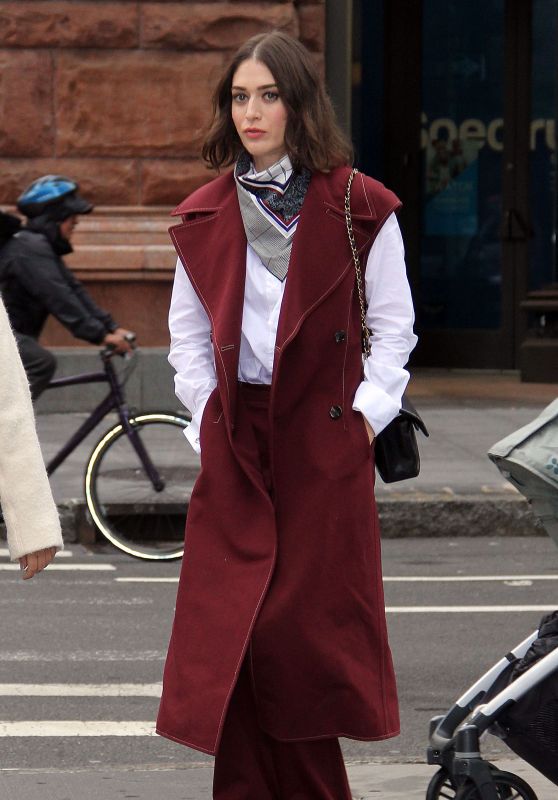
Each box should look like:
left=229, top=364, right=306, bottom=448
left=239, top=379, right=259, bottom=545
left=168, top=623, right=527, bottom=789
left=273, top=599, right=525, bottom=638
left=202, top=31, right=353, bottom=173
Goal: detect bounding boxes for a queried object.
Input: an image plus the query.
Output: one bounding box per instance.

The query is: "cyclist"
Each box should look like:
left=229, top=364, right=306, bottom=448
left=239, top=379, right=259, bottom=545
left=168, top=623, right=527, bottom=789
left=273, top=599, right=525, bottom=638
left=0, top=176, right=133, bottom=399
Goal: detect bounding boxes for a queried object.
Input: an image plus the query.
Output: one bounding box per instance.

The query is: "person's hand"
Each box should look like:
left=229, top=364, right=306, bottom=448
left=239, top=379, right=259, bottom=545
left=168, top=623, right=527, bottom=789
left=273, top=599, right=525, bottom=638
left=114, top=327, right=135, bottom=342
left=19, top=547, right=57, bottom=580
left=362, top=416, right=375, bottom=445
left=103, top=329, right=135, bottom=354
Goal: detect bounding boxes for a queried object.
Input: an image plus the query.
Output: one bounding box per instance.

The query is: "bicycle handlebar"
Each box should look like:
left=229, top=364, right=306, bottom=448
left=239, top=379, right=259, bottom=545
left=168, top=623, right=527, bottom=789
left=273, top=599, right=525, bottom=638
left=101, top=332, right=137, bottom=360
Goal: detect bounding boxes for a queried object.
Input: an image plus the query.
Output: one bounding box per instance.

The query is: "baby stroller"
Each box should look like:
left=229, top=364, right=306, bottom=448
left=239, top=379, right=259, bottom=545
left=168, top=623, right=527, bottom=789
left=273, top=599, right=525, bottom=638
left=425, top=611, right=558, bottom=799
left=487, top=397, right=558, bottom=549
left=425, top=403, right=558, bottom=798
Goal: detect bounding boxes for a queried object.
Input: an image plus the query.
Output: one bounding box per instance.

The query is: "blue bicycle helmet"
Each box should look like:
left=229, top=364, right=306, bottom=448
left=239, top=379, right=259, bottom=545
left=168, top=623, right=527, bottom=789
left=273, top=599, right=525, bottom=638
left=17, top=175, right=93, bottom=219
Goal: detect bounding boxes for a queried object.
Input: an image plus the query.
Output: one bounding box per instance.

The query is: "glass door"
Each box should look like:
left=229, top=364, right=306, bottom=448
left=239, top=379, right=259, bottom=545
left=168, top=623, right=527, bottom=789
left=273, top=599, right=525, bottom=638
left=421, top=2, right=505, bottom=330
left=368, top=0, right=535, bottom=368
left=417, top=0, right=520, bottom=367
left=530, top=0, right=557, bottom=294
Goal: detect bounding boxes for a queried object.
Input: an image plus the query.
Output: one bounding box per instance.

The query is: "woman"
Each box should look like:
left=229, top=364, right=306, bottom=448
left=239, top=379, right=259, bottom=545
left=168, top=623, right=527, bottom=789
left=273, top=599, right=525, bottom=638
left=157, top=32, right=417, bottom=799
left=0, top=288, right=62, bottom=576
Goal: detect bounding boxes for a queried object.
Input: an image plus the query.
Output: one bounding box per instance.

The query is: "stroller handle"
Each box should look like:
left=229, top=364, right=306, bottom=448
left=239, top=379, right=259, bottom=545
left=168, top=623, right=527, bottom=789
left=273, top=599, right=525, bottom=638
left=455, top=630, right=537, bottom=708
left=428, top=629, right=538, bottom=753
left=470, top=642, right=558, bottom=729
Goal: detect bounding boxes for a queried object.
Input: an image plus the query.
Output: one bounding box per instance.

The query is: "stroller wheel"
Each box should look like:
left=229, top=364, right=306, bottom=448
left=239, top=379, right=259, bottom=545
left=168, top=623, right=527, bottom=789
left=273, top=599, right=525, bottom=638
left=426, top=768, right=457, bottom=799
left=455, top=769, right=538, bottom=800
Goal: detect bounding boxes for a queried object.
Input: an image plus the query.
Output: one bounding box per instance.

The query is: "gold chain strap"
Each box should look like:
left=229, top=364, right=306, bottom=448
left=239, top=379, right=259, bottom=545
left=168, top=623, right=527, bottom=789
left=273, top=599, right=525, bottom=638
left=344, top=168, right=371, bottom=357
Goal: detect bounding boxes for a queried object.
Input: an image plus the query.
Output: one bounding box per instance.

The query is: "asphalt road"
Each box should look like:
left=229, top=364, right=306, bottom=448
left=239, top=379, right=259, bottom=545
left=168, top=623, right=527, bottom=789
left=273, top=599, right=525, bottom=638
left=1, top=535, right=557, bottom=795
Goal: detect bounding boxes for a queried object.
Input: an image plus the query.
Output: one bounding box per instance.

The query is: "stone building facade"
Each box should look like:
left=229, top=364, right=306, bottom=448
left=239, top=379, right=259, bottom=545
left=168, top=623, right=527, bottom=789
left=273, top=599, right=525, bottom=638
left=0, top=1, right=324, bottom=345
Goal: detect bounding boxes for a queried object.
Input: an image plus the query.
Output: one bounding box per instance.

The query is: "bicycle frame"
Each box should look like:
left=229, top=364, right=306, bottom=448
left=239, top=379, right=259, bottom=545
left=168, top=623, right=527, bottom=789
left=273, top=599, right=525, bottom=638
left=44, top=354, right=130, bottom=477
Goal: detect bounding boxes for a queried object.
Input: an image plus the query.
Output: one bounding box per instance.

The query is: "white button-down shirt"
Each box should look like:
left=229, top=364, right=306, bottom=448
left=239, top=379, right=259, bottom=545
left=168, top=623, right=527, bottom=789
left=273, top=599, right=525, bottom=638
left=169, top=212, right=418, bottom=453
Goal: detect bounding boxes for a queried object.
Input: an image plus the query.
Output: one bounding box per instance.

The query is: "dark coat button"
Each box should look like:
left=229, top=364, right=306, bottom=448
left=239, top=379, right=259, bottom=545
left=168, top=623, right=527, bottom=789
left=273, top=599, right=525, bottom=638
left=329, top=405, right=343, bottom=419
left=334, top=330, right=346, bottom=343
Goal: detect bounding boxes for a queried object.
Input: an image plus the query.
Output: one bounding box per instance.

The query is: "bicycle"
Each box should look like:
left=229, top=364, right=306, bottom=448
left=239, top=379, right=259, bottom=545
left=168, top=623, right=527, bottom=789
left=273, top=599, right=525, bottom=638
left=44, top=340, right=196, bottom=561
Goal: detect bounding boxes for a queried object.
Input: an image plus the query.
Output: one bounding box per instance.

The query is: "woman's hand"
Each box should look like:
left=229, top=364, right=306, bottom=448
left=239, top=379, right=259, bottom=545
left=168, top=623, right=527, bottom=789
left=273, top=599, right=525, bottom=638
left=363, top=416, right=375, bottom=445
left=19, top=547, right=57, bottom=580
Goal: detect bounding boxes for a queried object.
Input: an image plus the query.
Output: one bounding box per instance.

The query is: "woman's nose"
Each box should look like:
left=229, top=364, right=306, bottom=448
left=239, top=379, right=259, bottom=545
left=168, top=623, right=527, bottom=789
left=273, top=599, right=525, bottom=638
left=245, top=99, right=261, bottom=120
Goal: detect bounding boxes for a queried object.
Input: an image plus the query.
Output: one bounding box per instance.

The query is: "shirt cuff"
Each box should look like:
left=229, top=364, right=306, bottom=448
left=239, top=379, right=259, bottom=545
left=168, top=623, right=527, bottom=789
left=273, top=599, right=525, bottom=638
left=353, top=379, right=405, bottom=437
left=182, top=395, right=211, bottom=455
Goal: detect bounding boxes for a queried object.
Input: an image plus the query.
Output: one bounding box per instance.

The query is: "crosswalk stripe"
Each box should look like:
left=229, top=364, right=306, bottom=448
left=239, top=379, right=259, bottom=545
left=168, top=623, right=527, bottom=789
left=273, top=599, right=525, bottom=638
left=116, top=577, right=177, bottom=583
left=0, top=564, right=115, bottom=572
left=383, top=575, right=558, bottom=582
left=0, top=548, right=73, bottom=558
left=0, top=721, right=156, bottom=737
left=114, top=574, right=558, bottom=584
left=0, top=650, right=164, bottom=662
left=386, top=605, right=557, bottom=613
left=0, top=684, right=161, bottom=697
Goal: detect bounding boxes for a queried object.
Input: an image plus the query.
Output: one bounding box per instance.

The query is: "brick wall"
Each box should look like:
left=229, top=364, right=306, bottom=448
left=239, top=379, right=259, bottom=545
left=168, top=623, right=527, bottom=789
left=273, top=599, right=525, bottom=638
left=0, top=0, right=325, bottom=347
left=0, top=0, right=325, bottom=207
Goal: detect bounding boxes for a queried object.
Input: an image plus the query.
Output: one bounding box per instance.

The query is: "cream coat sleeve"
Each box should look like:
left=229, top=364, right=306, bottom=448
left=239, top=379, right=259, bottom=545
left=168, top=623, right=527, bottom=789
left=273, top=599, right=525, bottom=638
left=0, top=297, right=63, bottom=560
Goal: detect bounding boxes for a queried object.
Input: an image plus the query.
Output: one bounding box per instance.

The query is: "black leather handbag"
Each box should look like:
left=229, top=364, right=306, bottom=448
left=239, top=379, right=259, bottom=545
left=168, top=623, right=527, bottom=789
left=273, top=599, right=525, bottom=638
left=374, top=394, right=429, bottom=482
left=344, top=169, right=429, bottom=483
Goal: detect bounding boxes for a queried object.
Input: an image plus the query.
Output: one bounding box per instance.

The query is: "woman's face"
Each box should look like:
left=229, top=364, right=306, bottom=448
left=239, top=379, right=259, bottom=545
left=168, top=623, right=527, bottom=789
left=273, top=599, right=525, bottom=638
left=231, top=58, right=288, bottom=172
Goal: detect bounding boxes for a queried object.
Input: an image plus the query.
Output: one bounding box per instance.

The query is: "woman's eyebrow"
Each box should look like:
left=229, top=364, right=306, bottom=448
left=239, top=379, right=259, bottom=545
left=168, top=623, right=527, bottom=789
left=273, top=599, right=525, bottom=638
left=231, top=83, right=278, bottom=91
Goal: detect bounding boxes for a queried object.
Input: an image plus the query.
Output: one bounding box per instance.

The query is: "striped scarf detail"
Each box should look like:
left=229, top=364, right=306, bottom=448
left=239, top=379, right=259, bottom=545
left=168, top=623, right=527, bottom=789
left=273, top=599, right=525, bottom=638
left=234, top=152, right=311, bottom=281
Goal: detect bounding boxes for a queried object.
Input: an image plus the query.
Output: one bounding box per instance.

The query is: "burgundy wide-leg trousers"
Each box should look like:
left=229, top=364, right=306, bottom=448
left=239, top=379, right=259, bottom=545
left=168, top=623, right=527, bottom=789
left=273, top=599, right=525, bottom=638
left=212, top=383, right=353, bottom=800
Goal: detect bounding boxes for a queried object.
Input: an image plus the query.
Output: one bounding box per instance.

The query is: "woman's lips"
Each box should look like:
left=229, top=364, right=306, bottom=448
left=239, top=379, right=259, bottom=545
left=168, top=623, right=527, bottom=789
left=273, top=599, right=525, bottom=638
left=244, top=129, right=265, bottom=139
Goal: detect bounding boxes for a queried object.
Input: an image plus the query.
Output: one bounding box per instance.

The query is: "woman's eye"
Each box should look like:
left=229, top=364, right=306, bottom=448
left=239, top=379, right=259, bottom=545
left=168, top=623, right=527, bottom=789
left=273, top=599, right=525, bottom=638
left=264, top=91, right=279, bottom=102
left=232, top=93, right=247, bottom=103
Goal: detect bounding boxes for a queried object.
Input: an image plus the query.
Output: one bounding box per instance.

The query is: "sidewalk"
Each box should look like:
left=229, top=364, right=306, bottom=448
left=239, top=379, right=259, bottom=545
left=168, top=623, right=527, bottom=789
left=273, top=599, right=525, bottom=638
left=377, top=369, right=558, bottom=538
left=1, top=758, right=555, bottom=799
left=29, top=369, right=558, bottom=542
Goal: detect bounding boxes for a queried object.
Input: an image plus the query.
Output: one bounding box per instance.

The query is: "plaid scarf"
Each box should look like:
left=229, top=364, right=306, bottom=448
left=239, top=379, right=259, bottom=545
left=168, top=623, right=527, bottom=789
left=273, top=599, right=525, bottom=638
left=234, top=152, right=311, bottom=281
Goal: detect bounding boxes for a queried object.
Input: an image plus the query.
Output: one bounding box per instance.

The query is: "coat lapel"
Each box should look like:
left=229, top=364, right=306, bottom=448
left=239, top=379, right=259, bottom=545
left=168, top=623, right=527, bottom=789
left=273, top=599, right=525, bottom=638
left=169, top=179, right=246, bottom=433
left=274, top=170, right=373, bottom=358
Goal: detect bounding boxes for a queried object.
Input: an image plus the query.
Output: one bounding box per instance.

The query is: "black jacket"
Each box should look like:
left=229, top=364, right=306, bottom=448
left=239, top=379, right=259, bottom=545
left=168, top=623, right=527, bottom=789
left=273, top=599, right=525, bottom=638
left=0, top=227, right=117, bottom=343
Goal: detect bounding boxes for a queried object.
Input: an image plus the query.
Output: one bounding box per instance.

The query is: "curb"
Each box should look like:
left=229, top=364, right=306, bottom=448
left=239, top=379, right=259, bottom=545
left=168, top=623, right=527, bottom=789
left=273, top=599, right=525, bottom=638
left=376, top=493, right=543, bottom=538
left=3, top=495, right=541, bottom=548
left=31, top=493, right=545, bottom=546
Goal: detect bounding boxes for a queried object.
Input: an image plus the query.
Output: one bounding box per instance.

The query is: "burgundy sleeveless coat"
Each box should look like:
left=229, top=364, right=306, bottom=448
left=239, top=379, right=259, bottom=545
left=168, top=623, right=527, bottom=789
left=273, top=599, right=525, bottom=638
left=156, top=166, right=401, bottom=755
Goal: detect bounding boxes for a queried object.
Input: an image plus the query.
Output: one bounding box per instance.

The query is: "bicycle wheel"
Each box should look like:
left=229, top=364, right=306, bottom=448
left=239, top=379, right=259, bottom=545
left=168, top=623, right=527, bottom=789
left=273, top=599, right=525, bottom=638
left=85, top=412, right=197, bottom=560
left=455, top=770, right=538, bottom=800
left=426, top=768, right=458, bottom=799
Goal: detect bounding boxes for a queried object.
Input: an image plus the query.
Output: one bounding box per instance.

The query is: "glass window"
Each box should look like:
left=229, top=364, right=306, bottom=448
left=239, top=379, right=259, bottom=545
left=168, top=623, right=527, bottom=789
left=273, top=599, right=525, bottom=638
left=530, top=0, right=558, bottom=291
left=352, top=0, right=384, bottom=179
left=421, top=1, right=505, bottom=329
